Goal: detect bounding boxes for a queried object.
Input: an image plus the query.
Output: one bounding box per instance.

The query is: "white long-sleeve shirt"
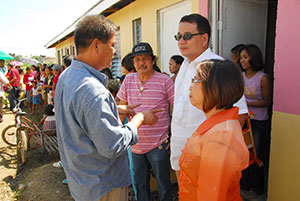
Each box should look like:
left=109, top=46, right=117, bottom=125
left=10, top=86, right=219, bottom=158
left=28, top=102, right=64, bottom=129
left=0, top=71, right=9, bottom=97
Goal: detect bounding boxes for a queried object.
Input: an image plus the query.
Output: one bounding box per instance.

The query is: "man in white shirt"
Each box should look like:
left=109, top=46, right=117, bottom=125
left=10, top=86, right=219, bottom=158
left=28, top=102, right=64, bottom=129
left=170, top=13, right=248, bottom=177
left=0, top=71, right=10, bottom=123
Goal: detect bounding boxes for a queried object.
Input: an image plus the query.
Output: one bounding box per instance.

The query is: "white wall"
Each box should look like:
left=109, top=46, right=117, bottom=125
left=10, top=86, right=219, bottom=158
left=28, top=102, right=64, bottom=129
left=159, top=0, right=192, bottom=74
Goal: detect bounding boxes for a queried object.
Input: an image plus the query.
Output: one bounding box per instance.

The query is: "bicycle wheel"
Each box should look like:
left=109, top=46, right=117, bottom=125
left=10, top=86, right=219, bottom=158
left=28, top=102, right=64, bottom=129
left=2, top=124, right=18, bottom=146
left=2, top=122, right=32, bottom=146
left=17, top=127, right=28, bottom=164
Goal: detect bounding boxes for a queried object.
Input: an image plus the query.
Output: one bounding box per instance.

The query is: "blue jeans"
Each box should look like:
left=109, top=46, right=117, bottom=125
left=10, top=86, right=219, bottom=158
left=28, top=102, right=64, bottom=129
left=132, top=142, right=172, bottom=201
left=127, top=147, right=137, bottom=199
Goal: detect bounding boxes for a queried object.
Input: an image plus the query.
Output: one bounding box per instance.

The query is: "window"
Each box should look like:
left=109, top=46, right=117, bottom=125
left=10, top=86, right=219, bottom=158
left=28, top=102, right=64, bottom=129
left=72, top=46, right=76, bottom=56
left=111, top=28, right=121, bottom=79
left=70, top=45, right=76, bottom=56
left=133, top=18, right=142, bottom=45
left=57, top=50, right=61, bottom=65
left=66, top=48, right=70, bottom=55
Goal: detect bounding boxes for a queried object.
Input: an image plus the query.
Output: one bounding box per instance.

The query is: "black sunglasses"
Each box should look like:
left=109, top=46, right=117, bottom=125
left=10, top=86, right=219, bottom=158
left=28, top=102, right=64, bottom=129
left=174, top=32, right=205, bottom=41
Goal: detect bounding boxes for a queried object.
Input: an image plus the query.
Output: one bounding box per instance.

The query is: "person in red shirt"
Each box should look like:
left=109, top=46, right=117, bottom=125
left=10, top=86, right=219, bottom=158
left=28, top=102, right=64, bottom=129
left=23, top=67, right=34, bottom=110
left=0, top=71, right=11, bottom=122
left=7, top=63, right=21, bottom=111
left=31, top=65, right=37, bottom=79
left=51, top=64, right=62, bottom=100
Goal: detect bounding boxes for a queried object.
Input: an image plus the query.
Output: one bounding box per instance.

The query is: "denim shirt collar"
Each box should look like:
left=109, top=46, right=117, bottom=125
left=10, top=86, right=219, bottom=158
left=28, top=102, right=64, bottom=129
left=72, top=59, right=108, bottom=87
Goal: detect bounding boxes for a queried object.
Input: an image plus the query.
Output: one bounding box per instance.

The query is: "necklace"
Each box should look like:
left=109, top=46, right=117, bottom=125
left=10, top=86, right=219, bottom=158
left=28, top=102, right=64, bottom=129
left=140, top=85, right=144, bottom=92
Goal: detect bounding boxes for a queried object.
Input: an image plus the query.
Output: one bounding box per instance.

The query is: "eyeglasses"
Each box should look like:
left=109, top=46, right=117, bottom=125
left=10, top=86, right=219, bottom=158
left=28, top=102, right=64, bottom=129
left=174, top=32, right=205, bottom=41
left=191, top=77, right=202, bottom=83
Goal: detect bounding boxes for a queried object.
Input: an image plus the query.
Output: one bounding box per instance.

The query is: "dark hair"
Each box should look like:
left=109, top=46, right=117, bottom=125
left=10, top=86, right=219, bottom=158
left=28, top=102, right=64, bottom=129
left=8, top=63, right=13, bottom=67
left=74, top=15, right=117, bottom=53
left=26, top=67, right=30, bottom=71
left=44, top=104, right=55, bottom=116
left=231, top=44, right=245, bottom=69
left=180, top=13, right=211, bottom=41
left=152, top=55, right=161, bottom=72
left=153, top=64, right=161, bottom=73
left=18, top=68, right=23, bottom=75
left=241, top=44, right=264, bottom=72
left=36, top=66, right=40, bottom=72
left=63, top=55, right=72, bottom=67
left=119, top=74, right=126, bottom=82
left=171, top=55, right=184, bottom=65
left=45, top=66, right=52, bottom=71
left=101, top=68, right=113, bottom=79
left=121, top=53, right=136, bottom=72
left=231, top=44, right=245, bottom=56
left=196, top=59, right=244, bottom=113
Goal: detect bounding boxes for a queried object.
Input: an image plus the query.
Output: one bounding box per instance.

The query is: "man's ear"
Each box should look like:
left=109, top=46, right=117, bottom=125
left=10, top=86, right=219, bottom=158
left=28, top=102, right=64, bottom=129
left=92, top=39, right=101, bottom=52
left=202, top=33, right=209, bottom=48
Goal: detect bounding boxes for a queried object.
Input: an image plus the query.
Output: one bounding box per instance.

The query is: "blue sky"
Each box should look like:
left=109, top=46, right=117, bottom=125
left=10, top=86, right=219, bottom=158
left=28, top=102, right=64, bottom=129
left=0, top=0, right=100, bottom=57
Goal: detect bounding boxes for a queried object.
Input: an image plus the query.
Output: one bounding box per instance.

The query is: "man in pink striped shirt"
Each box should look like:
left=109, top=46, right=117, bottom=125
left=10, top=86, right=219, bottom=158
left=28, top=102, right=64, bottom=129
left=117, top=42, right=174, bottom=201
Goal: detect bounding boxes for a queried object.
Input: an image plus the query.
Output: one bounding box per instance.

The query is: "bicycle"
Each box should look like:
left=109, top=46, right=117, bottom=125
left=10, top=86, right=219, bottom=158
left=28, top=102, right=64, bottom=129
left=2, top=98, right=57, bottom=164
left=1, top=98, right=33, bottom=163
left=2, top=99, right=32, bottom=146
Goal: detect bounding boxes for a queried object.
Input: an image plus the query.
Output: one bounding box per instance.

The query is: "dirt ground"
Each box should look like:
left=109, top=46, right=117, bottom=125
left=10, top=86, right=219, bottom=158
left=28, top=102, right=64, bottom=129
left=0, top=108, right=73, bottom=201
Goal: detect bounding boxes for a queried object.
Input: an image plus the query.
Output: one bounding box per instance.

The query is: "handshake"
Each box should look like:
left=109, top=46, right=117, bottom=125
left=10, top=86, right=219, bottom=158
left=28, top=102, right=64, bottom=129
left=117, top=104, right=163, bottom=128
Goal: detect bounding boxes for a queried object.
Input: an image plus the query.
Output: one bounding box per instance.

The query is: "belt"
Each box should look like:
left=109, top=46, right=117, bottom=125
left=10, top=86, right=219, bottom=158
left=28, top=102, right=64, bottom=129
left=158, top=139, right=169, bottom=150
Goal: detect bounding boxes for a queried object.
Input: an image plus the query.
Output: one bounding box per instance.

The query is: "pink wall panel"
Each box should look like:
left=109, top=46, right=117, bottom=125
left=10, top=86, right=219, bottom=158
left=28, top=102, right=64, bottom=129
left=198, top=0, right=208, bottom=17
left=273, top=0, right=300, bottom=115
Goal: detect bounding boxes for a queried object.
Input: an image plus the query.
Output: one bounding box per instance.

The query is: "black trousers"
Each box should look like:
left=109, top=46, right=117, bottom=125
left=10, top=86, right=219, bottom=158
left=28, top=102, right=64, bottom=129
left=7, top=86, right=20, bottom=111
left=240, top=120, right=267, bottom=194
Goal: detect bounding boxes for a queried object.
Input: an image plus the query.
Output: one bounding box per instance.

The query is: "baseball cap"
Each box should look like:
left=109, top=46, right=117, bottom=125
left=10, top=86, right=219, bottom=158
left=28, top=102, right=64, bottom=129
left=52, top=64, right=62, bottom=72
left=132, top=42, right=153, bottom=57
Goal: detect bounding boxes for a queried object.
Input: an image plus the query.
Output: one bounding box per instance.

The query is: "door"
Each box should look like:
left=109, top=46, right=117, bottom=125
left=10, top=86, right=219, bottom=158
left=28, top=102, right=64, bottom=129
left=159, top=0, right=192, bottom=74
left=211, top=0, right=268, bottom=60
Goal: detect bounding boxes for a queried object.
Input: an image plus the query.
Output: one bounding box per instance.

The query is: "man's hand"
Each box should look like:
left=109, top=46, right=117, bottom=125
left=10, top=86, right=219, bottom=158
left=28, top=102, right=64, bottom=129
left=142, top=108, right=164, bottom=125
left=7, top=84, right=12, bottom=90
left=117, top=104, right=141, bottom=117
left=130, top=108, right=164, bottom=128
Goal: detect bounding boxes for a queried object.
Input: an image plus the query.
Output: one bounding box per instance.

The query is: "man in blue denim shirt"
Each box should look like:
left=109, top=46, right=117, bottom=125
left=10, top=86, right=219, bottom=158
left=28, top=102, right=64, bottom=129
left=54, top=15, right=161, bottom=201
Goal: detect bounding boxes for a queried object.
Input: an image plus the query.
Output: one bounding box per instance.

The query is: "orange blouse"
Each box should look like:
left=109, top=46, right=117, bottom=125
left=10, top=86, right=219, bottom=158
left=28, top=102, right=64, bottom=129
left=178, top=107, right=249, bottom=201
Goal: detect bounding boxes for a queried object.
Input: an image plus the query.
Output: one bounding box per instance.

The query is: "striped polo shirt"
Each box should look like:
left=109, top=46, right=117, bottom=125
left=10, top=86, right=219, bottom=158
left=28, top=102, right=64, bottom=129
left=117, top=71, right=174, bottom=154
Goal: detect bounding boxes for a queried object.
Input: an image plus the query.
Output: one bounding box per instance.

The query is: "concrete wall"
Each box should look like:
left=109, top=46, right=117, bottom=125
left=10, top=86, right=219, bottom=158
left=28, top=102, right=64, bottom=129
left=268, top=0, right=300, bottom=200
left=55, top=36, right=75, bottom=64
left=107, top=0, right=199, bottom=58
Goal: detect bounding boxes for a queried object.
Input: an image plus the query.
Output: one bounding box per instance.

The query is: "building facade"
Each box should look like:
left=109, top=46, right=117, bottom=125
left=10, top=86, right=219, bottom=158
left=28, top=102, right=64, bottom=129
left=46, top=0, right=300, bottom=199
left=268, top=0, right=300, bottom=200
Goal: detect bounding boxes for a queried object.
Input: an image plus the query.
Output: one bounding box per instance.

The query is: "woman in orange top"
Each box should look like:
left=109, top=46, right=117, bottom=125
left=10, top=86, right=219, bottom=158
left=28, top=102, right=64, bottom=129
left=178, top=60, right=249, bottom=201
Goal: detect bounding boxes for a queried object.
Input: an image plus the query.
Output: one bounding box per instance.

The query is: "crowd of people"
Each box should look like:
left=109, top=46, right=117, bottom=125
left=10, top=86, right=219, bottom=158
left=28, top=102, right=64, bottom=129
left=0, top=12, right=272, bottom=201
left=0, top=56, right=72, bottom=123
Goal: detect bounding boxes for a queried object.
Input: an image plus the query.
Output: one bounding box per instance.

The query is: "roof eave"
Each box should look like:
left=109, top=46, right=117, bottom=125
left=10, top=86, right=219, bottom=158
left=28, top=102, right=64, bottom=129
left=45, top=0, right=129, bottom=49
